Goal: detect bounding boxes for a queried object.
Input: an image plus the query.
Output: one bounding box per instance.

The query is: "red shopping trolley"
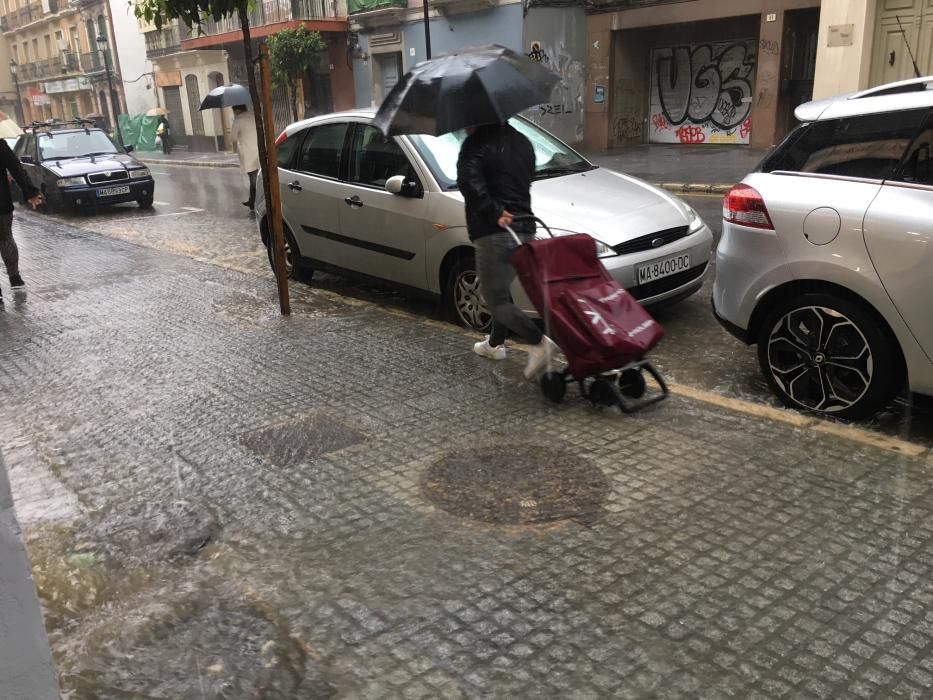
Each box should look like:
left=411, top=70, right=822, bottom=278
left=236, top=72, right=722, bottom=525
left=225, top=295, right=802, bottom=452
left=508, top=219, right=669, bottom=412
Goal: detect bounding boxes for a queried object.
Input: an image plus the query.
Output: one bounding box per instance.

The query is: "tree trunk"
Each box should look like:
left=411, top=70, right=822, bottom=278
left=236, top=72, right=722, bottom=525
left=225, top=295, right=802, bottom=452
left=289, top=81, right=298, bottom=123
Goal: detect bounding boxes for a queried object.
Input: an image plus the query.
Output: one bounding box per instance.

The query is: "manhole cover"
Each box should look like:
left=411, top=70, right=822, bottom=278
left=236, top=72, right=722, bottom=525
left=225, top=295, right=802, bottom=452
left=79, top=500, right=217, bottom=568
left=241, top=412, right=367, bottom=466
left=422, top=445, right=609, bottom=525
left=68, top=599, right=331, bottom=699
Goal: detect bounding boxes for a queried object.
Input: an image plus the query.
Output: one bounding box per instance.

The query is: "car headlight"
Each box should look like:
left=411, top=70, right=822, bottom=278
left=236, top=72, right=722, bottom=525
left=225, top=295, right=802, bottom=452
left=542, top=228, right=616, bottom=258
left=57, top=176, right=86, bottom=187
left=129, top=168, right=150, bottom=179
left=685, top=205, right=704, bottom=232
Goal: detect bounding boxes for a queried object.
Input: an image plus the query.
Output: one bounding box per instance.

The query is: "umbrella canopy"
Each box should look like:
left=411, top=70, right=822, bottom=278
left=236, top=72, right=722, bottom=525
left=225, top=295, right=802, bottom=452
left=146, top=107, right=168, bottom=117
left=373, top=45, right=559, bottom=137
left=199, top=84, right=249, bottom=111
left=0, top=118, right=23, bottom=139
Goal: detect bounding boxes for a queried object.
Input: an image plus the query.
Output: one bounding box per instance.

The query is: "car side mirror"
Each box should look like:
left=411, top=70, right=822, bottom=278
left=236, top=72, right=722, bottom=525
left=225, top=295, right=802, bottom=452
left=385, top=175, right=421, bottom=198
left=385, top=175, right=405, bottom=195
left=123, top=144, right=135, bottom=153
left=20, top=155, right=34, bottom=164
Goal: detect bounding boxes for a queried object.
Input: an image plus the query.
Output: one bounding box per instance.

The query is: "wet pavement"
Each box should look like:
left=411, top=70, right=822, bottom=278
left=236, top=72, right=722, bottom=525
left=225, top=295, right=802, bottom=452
left=2, top=210, right=933, bottom=698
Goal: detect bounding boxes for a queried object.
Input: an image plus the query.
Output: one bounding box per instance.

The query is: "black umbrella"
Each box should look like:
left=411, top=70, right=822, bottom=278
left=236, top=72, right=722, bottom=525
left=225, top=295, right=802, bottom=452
left=373, top=45, right=559, bottom=136
left=199, top=84, right=250, bottom=111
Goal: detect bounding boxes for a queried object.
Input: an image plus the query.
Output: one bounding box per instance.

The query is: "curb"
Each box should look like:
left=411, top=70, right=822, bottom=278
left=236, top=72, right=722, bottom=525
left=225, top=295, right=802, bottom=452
left=655, top=182, right=733, bottom=195
left=139, top=158, right=238, bottom=169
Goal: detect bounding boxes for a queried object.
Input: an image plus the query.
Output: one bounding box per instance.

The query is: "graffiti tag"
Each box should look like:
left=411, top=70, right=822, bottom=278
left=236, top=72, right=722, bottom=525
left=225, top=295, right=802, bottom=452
left=759, top=38, right=779, bottom=55
left=527, top=41, right=550, bottom=64
left=654, top=41, right=756, bottom=132
left=613, top=117, right=643, bottom=141
left=652, top=113, right=669, bottom=132
left=539, top=104, right=573, bottom=115
left=675, top=125, right=706, bottom=144
left=740, top=118, right=752, bottom=139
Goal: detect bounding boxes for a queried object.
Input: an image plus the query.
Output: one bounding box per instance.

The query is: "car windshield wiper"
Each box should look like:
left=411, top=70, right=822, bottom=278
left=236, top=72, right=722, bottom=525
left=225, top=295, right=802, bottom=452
left=535, top=165, right=593, bottom=178
left=79, top=151, right=119, bottom=158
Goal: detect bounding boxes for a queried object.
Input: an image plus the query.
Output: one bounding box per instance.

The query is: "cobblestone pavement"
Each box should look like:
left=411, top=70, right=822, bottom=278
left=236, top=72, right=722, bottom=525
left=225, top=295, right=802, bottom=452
left=2, top=216, right=933, bottom=698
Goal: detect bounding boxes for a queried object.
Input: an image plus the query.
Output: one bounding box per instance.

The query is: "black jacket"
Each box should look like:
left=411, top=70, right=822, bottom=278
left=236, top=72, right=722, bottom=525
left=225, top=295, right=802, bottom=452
left=456, top=124, right=535, bottom=241
left=0, top=139, right=38, bottom=215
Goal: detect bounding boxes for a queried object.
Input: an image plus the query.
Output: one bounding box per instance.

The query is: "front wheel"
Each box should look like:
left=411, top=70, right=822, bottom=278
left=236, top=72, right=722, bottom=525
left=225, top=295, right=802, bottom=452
left=757, top=293, right=902, bottom=420
left=137, top=195, right=154, bottom=209
left=264, top=223, right=309, bottom=281
left=445, top=254, right=492, bottom=332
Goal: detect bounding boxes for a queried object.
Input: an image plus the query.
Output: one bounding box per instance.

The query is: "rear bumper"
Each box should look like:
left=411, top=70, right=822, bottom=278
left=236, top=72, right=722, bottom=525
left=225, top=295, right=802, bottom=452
left=712, top=296, right=750, bottom=344
left=58, top=179, right=154, bottom=207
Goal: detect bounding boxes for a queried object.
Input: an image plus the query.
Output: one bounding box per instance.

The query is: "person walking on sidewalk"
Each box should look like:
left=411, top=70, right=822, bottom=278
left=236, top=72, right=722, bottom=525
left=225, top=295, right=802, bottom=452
left=0, top=139, right=41, bottom=304
left=157, top=115, right=172, bottom=155
left=457, top=122, right=556, bottom=379
left=230, top=105, right=260, bottom=212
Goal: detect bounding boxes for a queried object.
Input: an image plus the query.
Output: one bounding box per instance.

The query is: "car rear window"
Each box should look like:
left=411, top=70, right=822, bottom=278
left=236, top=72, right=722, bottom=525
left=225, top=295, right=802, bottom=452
left=760, top=108, right=928, bottom=181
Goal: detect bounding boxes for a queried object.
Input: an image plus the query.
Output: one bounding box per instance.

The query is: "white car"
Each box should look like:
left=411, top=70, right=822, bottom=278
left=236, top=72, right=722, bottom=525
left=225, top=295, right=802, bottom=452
left=258, top=110, right=714, bottom=331
left=713, top=77, right=933, bottom=419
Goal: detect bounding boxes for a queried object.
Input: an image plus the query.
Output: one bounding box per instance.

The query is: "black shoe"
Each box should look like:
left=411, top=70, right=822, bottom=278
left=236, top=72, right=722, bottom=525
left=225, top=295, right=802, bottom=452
left=242, top=201, right=255, bottom=210
left=9, top=274, right=24, bottom=288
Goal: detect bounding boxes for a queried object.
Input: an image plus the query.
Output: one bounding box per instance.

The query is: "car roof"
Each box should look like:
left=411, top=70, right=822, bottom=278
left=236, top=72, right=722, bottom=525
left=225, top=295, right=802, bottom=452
left=795, top=76, right=933, bottom=123
left=282, top=109, right=376, bottom=136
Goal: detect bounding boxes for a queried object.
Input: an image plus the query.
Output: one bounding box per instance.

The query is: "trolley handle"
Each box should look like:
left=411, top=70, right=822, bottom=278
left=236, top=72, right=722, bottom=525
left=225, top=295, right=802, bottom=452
left=504, top=215, right=554, bottom=246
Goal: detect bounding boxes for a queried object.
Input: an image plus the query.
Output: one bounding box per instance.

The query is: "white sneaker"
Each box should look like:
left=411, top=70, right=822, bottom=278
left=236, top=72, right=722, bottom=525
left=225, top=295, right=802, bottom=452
left=524, top=336, right=558, bottom=379
left=474, top=336, right=507, bottom=361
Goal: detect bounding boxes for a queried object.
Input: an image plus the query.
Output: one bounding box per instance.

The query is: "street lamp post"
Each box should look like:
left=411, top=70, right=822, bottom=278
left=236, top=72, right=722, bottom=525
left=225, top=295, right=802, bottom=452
left=9, top=59, right=24, bottom=126
left=96, top=34, right=123, bottom=147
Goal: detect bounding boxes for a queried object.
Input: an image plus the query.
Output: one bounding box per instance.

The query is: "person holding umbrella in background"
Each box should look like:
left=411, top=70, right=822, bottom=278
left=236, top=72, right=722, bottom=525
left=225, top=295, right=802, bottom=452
left=198, top=84, right=258, bottom=212
left=374, top=45, right=560, bottom=379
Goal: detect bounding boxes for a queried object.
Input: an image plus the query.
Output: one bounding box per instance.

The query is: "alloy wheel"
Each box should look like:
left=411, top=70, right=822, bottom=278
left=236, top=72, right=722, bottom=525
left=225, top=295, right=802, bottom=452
left=454, top=269, right=492, bottom=331
left=766, top=305, right=873, bottom=413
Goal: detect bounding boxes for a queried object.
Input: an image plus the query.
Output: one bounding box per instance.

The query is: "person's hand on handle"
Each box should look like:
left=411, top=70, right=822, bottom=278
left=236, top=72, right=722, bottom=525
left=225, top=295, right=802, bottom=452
left=27, top=194, right=43, bottom=210
left=497, top=209, right=514, bottom=230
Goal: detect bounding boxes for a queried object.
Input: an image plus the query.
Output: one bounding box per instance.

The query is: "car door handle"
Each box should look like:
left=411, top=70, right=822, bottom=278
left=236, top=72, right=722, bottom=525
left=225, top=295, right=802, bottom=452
left=287, top=180, right=302, bottom=192
left=344, top=195, right=363, bottom=208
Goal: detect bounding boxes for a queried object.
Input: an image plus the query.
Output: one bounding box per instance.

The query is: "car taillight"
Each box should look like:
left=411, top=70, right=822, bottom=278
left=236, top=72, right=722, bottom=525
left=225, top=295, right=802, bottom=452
left=723, top=183, right=774, bottom=230
left=275, top=130, right=287, bottom=146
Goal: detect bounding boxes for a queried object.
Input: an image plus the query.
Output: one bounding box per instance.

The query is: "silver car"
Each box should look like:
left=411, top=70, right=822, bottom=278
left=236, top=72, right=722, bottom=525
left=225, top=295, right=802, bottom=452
left=258, top=111, right=712, bottom=330
left=713, top=76, right=933, bottom=419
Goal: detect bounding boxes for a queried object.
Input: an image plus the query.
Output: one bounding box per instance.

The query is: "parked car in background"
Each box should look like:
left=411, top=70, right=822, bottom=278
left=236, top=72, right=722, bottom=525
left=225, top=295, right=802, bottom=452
left=11, top=120, right=154, bottom=212
left=713, top=77, right=933, bottom=419
left=258, top=110, right=713, bottom=331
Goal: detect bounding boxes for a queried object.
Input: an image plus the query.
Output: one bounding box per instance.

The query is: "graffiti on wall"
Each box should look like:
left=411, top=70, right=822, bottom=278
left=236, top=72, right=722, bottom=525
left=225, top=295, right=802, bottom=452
left=649, top=39, right=756, bottom=145
left=525, top=39, right=585, bottom=143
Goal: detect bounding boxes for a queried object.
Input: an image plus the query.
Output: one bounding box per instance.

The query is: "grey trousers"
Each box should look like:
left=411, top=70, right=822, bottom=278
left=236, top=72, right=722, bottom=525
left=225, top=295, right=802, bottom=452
left=474, top=231, right=543, bottom=348
left=0, top=214, right=18, bottom=279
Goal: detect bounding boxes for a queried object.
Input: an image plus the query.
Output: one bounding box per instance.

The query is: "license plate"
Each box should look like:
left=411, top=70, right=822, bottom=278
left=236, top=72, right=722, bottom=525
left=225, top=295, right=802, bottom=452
left=637, top=254, right=691, bottom=284
left=97, top=185, right=130, bottom=197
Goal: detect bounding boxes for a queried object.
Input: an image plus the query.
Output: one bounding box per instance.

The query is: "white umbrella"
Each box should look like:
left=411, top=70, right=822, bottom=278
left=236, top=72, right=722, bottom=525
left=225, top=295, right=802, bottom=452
left=199, top=84, right=249, bottom=110
left=146, top=107, right=168, bottom=117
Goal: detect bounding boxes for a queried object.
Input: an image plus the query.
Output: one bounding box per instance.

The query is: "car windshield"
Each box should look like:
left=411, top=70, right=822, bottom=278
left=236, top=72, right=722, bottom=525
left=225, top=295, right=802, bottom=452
left=409, top=117, right=594, bottom=190
left=38, top=131, right=119, bottom=161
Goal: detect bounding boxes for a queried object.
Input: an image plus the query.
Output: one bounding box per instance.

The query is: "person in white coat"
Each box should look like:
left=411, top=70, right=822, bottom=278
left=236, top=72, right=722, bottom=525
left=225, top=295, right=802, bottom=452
left=230, top=105, right=260, bottom=211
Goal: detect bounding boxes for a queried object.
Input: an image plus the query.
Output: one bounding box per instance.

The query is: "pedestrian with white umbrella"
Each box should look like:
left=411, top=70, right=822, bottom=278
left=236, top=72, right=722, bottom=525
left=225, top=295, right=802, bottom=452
left=200, top=85, right=258, bottom=211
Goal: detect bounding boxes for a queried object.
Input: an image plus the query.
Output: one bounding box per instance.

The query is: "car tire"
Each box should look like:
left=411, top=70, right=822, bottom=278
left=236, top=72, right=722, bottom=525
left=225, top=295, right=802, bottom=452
left=445, top=253, right=492, bottom=333
left=756, top=293, right=902, bottom=420
left=137, top=195, right=154, bottom=209
left=264, top=224, right=310, bottom=281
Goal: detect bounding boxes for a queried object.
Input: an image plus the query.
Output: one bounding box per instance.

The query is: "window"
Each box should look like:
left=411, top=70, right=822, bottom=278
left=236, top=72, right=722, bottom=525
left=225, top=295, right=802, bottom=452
left=348, top=125, right=415, bottom=188
left=277, top=131, right=304, bottom=169
left=761, top=109, right=927, bottom=181
left=44, top=35, right=51, bottom=59
left=896, top=112, right=933, bottom=186
left=295, top=123, right=349, bottom=179
left=70, top=26, right=80, bottom=54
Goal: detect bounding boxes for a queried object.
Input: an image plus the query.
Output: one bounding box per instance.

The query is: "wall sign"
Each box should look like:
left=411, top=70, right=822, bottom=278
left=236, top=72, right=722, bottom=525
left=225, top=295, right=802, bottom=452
left=155, top=70, right=182, bottom=88
left=828, top=24, right=854, bottom=47
left=593, top=85, right=606, bottom=104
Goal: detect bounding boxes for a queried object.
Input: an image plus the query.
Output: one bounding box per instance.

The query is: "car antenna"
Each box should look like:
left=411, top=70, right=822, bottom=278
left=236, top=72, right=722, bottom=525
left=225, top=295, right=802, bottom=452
left=896, top=15, right=922, bottom=79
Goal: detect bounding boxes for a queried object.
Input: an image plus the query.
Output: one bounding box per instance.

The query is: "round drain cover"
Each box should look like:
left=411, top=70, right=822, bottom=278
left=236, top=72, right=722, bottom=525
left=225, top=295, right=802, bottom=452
left=422, top=445, right=608, bottom=525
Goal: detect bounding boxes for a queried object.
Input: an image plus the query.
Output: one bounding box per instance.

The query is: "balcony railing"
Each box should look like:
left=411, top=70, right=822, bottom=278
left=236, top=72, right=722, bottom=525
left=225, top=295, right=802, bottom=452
left=198, top=0, right=335, bottom=36
left=16, top=51, right=107, bottom=81
left=2, top=3, right=43, bottom=31
left=144, top=25, right=193, bottom=59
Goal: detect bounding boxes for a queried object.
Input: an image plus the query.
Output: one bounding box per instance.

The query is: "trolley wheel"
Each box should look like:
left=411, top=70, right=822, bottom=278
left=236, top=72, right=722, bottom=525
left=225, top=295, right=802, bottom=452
left=540, top=372, right=567, bottom=404
left=619, top=368, right=647, bottom=399
left=588, top=377, right=619, bottom=407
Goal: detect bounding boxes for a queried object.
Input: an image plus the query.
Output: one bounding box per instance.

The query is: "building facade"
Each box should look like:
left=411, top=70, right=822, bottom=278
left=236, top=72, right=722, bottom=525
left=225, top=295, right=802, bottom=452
left=349, top=0, right=587, bottom=144
left=813, top=0, right=933, bottom=101
left=584, top=0, right=821, bottom=151
left=109, top=0, right=153, bottom=115
left=2, top=0, right=126, bottom=126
